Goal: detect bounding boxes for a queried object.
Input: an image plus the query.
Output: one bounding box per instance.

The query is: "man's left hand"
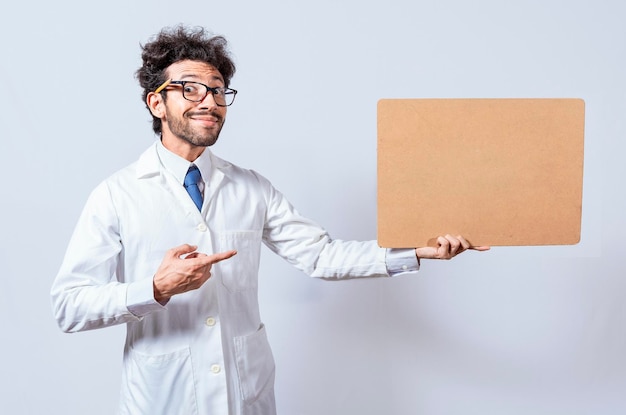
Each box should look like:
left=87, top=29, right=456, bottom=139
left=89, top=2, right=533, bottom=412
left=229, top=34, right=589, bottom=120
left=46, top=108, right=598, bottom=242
left=415, top=234, right=490, bottom=260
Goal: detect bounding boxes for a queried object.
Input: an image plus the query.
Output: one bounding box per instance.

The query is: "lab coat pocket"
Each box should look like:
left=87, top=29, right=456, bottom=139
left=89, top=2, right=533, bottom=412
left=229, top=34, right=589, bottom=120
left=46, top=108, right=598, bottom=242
left=121, top=347, right=198, bottom=415
left=216, top=230, right=262, bottom=292
left=234, top=323, right=276, bottom=405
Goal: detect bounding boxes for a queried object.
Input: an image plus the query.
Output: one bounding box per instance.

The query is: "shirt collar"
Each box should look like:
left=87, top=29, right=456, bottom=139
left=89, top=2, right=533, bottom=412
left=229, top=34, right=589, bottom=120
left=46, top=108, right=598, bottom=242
left=156, top=139, right=212, bottom=185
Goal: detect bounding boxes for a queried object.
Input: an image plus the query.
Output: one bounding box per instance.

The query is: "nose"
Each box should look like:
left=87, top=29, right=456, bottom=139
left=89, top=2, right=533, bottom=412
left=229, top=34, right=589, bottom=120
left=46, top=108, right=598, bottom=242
left=199, top=90, right=218, bottom=110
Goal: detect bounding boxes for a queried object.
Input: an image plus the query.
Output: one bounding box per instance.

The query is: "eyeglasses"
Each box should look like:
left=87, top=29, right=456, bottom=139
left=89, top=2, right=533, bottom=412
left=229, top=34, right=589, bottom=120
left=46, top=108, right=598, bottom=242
left=154, top=79, right=237, bottom=107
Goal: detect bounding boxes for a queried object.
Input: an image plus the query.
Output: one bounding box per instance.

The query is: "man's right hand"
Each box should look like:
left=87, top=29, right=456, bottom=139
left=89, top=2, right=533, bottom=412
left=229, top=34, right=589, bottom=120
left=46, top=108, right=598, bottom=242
left=153, top=244, right=237, bottom=305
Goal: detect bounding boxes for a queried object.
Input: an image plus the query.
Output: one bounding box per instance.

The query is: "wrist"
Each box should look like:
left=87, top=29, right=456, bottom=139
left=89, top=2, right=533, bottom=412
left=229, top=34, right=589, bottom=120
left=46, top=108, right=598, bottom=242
left=153, top=278, right=171, bottom=305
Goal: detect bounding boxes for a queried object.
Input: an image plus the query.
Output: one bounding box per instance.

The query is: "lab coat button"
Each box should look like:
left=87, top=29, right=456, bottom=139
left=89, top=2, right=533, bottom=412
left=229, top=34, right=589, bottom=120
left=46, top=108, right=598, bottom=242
left=211, top=364, right=221, bottom=374
left=205, top=317, right=216, bottom=327
left=402, top=265, right=408, bottom=270
left=197, top=223, right=207, bottom=232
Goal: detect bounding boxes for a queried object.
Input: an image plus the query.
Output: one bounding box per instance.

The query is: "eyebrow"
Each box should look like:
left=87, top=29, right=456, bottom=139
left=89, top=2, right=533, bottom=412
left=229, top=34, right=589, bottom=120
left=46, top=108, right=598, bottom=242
left=178, top=73, right=225, bottom=84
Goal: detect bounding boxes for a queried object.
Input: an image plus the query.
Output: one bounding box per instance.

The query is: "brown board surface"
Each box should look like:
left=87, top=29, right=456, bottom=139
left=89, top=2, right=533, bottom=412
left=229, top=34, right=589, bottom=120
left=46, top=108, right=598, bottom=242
left=377, top=98, right=585, bottom=247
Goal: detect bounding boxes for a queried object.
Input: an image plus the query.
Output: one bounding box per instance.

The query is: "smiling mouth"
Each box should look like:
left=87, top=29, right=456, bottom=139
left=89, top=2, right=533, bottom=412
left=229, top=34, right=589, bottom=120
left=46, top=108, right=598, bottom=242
left=189, top=116, right=221, bottom=128
left=188, top=111, right=221, bottom=124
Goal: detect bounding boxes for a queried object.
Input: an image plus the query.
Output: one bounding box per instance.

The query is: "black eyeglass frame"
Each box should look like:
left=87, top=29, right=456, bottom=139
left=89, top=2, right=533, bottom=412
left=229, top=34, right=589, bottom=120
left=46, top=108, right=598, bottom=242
left=154, top=79, right=238, bottom=107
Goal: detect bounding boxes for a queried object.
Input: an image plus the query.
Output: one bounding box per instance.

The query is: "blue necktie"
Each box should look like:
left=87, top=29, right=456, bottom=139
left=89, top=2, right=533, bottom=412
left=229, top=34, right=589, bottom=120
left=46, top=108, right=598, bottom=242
left=184, top=165, right=203, bottom=211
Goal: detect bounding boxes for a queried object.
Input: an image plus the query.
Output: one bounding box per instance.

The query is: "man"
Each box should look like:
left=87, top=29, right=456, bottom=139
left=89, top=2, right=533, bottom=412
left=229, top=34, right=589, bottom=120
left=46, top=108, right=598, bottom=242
left=51, top=25, right=488, bottom=415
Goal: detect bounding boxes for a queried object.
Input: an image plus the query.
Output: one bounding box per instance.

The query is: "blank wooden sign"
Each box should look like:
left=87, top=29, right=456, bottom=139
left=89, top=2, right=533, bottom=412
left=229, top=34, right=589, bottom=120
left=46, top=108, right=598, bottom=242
left=377, top=98, right=585, bottom=247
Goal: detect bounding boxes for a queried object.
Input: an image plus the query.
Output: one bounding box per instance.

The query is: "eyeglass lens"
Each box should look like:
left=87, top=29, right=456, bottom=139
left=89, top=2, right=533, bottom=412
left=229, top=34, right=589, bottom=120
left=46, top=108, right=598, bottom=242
left=182, top=82, right=235, bottom=106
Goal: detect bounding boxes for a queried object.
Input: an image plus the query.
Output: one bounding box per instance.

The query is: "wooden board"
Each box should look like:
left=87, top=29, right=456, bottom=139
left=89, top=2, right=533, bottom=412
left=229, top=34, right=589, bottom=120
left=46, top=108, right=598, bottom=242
left=377, top=98, right=585, bottom=247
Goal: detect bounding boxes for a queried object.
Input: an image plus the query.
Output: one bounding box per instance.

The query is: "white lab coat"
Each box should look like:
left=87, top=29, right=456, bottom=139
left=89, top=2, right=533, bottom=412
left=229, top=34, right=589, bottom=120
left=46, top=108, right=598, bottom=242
left=51, top=142, right=391, bottom=415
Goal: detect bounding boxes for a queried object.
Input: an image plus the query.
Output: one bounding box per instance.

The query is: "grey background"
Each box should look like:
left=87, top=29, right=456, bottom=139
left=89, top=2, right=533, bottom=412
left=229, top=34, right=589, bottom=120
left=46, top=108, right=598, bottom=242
left=1, top=0, right=624, bottom=413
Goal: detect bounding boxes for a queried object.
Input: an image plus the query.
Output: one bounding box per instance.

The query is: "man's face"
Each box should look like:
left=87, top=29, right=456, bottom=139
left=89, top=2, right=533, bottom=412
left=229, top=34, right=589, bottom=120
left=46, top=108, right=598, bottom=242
left=159, top=60, right=228, bottom=148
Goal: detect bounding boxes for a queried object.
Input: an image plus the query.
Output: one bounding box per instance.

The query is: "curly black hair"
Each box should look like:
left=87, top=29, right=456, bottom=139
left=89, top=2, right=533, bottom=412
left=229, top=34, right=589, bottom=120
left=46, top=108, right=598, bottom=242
left=136, top=25, right=236, bottom=134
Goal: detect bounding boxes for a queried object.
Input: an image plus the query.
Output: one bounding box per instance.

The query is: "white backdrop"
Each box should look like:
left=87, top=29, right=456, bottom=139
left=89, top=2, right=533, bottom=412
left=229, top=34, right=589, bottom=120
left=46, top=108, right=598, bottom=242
left=1, top=0, right=624, bottom=414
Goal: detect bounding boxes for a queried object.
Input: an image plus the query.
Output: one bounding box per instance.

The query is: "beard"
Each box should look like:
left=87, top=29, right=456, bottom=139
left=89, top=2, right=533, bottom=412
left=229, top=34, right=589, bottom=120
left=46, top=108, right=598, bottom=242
left=165, top=107, right=225, bottom=147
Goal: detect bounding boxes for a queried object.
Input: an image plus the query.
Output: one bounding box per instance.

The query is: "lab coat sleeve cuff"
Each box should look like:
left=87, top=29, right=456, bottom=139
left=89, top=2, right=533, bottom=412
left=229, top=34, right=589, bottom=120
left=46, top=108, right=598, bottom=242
left=126, top=277, right=165, bottom=317
left=386, top=248, right=420, bottom=276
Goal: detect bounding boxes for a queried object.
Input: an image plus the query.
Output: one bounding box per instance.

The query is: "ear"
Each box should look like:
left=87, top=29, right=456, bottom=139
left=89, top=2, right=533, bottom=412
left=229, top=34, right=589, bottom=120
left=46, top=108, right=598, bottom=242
left=147, top=91, right=166, bottom=119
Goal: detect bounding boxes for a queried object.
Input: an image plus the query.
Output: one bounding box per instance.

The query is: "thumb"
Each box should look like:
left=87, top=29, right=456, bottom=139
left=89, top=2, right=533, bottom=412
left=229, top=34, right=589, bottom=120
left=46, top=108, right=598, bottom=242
left=415, top=246, right=437, bottom=259
left=168, top=244, right=198, bottom=258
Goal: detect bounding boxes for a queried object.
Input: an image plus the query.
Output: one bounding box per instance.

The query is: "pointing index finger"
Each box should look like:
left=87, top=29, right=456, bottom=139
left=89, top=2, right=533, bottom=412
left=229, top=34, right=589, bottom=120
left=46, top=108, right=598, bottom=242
left=207, top=250, right=238, bottom=263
